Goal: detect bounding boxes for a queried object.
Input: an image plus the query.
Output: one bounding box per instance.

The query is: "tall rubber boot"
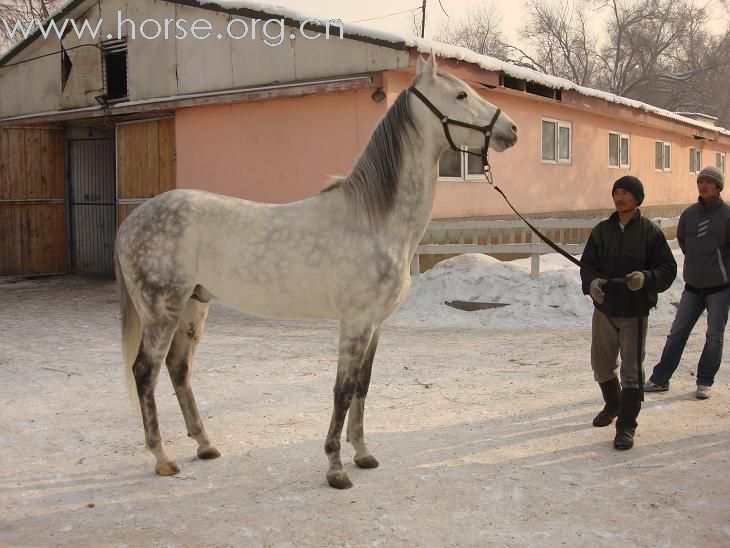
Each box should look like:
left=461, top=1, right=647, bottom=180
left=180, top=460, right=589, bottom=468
left=593, top=377, right=621, bottom=427
left=614, top=387, right=641, bottom=450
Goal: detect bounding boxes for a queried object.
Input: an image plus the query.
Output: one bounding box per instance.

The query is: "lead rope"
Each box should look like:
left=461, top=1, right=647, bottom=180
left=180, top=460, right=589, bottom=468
left=483, top=160, right=626, bottom=283
left=637, top=316, right=645, bottom=401
left=483, top=154, right=644, bottom=401
left=408, top=83, right=624, bottom=282
left=474, top=101, right=645, bottom=401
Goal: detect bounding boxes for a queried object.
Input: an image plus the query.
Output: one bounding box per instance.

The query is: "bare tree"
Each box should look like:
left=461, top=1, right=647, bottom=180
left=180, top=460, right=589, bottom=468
left=587, top=0, right=730, bottom=125
left=649, top=24, right=730, bottom=125
left=409, top=7, right=423, bottom=37
left=0, top=0, right=63, bottom=51
left=590, top=0, right=705, bottom=95
left=433, top=1, right=509, bottom=58
left=510, top=0, right=729, bottom=124
left=513, top=0, right=597, bottom=85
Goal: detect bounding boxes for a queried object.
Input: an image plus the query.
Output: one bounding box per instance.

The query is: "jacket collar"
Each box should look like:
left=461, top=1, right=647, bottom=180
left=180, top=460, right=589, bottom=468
left=609, top=208, right=641, bottom=227
left=698, top=196, right=724, bottom=212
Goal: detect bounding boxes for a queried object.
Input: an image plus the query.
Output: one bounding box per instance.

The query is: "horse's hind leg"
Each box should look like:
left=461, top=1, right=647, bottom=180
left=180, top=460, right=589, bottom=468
left=165, top=292, right=220, bottom=460
left=324, top=322, right=376, bottom=489
left=346, top=328, right=380, bottom=470
left=133, top=321, right=181, bottom=476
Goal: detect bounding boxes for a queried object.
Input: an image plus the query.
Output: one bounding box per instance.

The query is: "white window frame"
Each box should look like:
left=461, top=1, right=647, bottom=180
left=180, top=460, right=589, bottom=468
left=655, top=140, right=671, bottom=172
left=689, top=147, right=702, bottom=174
left=608, top=131, right=630, bottom=169
left=464, top=147, right=487, bottom=181
left=437, top=147, right=463, bottom=181
left=437, top=147, right=485, bottom=182
left=716, top=152, right=726, bottom=175
left=541, top=118, right=572, bottom=165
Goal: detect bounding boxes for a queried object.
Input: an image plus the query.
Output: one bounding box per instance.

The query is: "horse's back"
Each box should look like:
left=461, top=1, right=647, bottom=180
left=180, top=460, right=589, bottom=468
left=116, top=188, right=409, bottom=323
left=116, top=189, right=340, bottom=317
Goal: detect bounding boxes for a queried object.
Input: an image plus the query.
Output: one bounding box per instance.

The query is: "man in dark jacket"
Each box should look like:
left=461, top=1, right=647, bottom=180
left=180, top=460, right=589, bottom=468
left=580, top=176, right=677, bottom=450
left=645, top=165, right=730, bottom=399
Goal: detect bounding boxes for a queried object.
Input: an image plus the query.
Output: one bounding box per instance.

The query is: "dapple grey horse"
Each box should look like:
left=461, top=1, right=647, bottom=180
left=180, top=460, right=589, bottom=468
left=115, top=54, right=518, bottom=489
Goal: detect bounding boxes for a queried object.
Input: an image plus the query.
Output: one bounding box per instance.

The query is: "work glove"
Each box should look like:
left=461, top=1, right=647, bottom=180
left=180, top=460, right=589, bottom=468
left=590, top=278, right=607, bottom=304
left=625, top=271, right=645, bottom=291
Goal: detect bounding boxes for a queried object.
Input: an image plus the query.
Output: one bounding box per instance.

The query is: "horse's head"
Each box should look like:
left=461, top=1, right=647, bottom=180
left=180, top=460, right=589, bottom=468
left=411, top=54, right=518, bottom=153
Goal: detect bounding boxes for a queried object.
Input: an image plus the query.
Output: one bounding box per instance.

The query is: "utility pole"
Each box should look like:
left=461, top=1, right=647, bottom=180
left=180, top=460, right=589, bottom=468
left=421, top=0, right=426, bottom=38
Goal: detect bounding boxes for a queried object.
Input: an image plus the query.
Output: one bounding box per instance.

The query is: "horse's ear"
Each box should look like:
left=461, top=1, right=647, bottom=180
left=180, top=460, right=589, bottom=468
left=416, top=51, right=438, bottom=79
left=425, top=50, right=438, bottom=78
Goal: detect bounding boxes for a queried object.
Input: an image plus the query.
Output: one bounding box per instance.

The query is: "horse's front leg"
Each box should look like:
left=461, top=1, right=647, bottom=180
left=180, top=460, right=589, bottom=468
left=346, top=328, right=380, bottom=469
left=324, top=323, right=375, bottom=489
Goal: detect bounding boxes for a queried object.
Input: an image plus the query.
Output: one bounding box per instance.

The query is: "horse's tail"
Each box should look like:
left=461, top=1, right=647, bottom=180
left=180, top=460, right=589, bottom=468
left=116, top=252, right=142, bottom=414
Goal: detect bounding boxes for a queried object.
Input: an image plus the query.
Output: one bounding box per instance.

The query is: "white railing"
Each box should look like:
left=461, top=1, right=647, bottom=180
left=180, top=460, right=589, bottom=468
left=412, top=217, right=679, bottom=278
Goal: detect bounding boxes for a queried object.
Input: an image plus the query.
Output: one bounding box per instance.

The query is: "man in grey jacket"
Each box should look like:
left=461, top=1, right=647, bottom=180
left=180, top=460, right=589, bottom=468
left=645, top=165, right=730, bottom=399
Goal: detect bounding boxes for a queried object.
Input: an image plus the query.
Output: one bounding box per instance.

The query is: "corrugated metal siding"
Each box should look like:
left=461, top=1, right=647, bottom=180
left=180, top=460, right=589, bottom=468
left=68, top=137, right=116, bottom=275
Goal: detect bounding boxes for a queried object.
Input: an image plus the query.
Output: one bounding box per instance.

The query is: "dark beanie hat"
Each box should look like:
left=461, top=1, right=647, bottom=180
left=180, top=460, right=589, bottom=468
left=697, top=165, right=724, bottom=190
left=612, top=175, right=645, bottom=205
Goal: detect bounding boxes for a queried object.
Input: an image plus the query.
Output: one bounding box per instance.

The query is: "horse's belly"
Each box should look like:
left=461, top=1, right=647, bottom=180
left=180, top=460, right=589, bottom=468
left=211, top=282, right=336, bottom=320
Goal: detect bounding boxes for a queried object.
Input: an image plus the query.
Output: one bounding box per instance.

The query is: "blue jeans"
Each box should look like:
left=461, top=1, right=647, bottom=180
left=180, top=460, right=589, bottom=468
left=650, top=287, right=730, bottom=387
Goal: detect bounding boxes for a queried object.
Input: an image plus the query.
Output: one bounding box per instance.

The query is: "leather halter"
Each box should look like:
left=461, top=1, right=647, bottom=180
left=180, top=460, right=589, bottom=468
left=408, top=85, right=501, bottom=176
left=409, top=85, right=627, bottom=285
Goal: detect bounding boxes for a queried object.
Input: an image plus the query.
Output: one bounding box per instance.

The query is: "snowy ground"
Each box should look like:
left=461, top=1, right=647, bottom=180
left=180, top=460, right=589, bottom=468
left=1, top=252, right=729, bottom=547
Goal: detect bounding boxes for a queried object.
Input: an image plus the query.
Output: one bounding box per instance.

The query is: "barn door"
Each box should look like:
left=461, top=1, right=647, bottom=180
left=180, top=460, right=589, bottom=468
left=116, top=117, right=176, bottom=226
left=67, top=127, right=116, bottom=275
left=0, top=127, right=66, bottom=276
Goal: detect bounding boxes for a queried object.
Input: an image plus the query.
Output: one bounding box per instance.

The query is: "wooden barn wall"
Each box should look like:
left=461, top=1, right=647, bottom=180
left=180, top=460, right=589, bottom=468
left=0, top=127, right=66, bottom=275
left=116, top=118, right=176, bottom=227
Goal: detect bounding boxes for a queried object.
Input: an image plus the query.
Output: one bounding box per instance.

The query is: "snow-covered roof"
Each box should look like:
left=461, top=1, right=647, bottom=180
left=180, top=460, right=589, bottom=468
left=204, top=1, right=730, bottom=137
left=2, top=0, right=728, bottom=137
left=674, top=112, right=719, bottom=124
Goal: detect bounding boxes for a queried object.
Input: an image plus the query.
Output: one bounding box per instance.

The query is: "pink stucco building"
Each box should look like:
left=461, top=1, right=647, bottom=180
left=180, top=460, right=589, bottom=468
left=176, top=55, right=729, bottom=220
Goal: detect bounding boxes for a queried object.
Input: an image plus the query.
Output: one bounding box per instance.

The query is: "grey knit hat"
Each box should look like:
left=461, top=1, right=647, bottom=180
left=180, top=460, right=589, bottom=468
left=697, top=165, right=724, bottom=190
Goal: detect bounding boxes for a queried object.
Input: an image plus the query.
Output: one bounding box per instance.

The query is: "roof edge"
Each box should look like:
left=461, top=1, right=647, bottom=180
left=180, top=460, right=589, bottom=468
left=0, top=0, right=407, bottom=69
left=0, top=0, right=88, bottom=68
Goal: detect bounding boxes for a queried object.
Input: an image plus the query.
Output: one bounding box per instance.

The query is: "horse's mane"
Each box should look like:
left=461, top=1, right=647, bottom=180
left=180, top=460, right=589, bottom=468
left=322, top=89, right=417, bottom=222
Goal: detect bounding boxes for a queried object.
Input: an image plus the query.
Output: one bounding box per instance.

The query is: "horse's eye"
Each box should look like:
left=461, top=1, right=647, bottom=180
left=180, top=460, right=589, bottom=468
left=457, top=91, right=467, bottom=100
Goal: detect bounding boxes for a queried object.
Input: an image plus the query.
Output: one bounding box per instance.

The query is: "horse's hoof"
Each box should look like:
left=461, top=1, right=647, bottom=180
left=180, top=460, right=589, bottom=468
left=155, top=461, right=181, bottom=476
left=326, top=471, right=353, bottom=489
left=354, top=455, right=379, bottom=469
left=197, top=446, right=221, bottom=460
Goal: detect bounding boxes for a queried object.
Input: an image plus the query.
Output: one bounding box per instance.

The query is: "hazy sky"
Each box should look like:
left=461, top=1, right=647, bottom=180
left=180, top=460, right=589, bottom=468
left=264, top=0, right=728, bottom=45
left=264, top=0, right=527, bottom=41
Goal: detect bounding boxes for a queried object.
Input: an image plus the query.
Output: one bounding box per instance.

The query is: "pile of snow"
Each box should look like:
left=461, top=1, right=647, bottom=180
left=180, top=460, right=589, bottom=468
left=390, top=247, right=686, bottom=329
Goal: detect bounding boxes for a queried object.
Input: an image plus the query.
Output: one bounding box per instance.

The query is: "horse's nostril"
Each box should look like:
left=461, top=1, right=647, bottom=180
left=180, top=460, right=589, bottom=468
left=511, top=124, right=518, bottom=133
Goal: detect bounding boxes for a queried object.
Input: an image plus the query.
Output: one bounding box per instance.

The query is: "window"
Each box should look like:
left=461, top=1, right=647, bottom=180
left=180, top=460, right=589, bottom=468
left=541, top=118, right=572, bottom=164
left=438, top=147, right=484, bottom=181
left=655, top=141, right=671, bottom=171
left=689, top=147, right=702, bottom=174
left=101, top=38, right=128, bottom=100
left=609, top=132, right=630, bottom=168
left=717, top=152, right=726, bottom=175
